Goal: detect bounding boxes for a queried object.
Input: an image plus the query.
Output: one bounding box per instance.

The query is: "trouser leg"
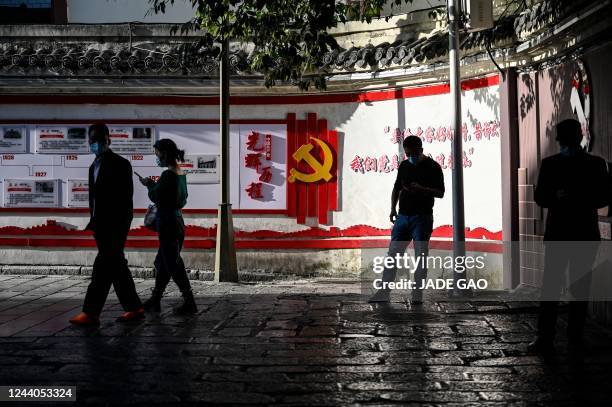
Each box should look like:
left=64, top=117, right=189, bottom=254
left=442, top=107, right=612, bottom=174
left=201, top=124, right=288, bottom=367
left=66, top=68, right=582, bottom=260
left=566, top=242, right=597, bottom=341
left=153, top=248, right=172, bottom=294
left=107, top=232, right=141, bottom=312
left=411, top=214, right=433, bottom=298
left=158, top=217, right=192, bottom=294
left=537, top=243, right=570, bottom=342
left=380, top=215, right=412, bottom=290
left=82, top=239, right=114, bottom=316
left=112, top=259, right=142, bottom=312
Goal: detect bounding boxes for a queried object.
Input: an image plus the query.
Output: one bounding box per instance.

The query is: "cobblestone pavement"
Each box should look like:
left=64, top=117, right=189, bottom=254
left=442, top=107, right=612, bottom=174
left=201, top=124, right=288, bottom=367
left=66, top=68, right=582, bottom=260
left=1, top=275, right=612, bottom=406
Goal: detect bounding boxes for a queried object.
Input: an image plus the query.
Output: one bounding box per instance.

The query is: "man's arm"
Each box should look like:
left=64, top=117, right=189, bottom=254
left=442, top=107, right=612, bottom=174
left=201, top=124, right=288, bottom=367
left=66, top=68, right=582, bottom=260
left=592, top=158, right=611, bottom=209
left=390, top=185, right=400, bottom=222
left=120, top=158, right=134, bottom=219
left=84, top=164, right=94, bottom=231
left=390, top=167, right=402, bottom=223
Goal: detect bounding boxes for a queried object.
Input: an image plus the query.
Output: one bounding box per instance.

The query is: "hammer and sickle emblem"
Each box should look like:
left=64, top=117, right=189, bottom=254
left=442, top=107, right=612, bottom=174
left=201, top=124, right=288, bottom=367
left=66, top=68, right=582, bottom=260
left=288, top=137, right=334, bottom=183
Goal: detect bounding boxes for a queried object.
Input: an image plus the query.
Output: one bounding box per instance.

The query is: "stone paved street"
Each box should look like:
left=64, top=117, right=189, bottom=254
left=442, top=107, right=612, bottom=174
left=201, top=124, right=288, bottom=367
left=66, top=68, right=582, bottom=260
left=1, top=274, right=612, bottom=405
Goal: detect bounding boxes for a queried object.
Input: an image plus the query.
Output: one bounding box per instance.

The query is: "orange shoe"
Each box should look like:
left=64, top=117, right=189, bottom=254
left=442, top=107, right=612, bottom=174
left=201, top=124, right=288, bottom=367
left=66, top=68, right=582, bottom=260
left=69, top=312, right=100, bottom=327
left=116, top=307, right=145, bottom=322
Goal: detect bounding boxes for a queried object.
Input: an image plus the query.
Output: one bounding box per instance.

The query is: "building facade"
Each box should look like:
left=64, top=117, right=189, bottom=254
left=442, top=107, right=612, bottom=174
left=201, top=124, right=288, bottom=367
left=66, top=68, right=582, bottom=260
left=1, top=1, right=611, bottom=295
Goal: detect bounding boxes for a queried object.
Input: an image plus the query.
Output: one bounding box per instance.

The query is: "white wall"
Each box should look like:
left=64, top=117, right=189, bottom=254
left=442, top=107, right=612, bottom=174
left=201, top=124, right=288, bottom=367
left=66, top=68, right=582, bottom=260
left=67, top=0, right=195, bottom=23
left=0, top=81, right=502, bottom=235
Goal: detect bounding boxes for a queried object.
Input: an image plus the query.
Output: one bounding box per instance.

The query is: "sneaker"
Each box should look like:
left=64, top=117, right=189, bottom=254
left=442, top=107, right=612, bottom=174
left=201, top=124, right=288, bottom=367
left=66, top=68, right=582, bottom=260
left=69, top=312, right=100, bottom=327
left=116, top=307, right=145, bottom=322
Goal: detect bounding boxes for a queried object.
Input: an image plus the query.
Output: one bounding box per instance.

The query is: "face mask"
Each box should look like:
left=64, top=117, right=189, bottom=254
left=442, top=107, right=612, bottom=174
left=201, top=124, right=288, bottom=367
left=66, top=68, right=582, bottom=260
left=560, top=145, right=581, bottom=157
left=156, top=157, right=166, bottom=167
left=407, top=154, right=419, bottom=165
left=90, top=142, right=104, bottom=156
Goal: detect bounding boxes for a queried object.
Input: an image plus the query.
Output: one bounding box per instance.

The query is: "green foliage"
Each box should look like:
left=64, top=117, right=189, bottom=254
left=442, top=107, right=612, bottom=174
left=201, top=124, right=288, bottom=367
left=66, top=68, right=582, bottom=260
left=149, top=0, right=413, bottom=90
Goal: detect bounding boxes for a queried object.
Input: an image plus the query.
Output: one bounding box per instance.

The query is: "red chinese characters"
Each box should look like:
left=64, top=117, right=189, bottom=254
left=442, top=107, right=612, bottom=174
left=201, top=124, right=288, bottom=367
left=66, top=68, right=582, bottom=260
left=246, top=131, right=264, bottom=152
left=264, top=134, right=272, bottom=160
left=244, top=131, right=274, bottom=200
left=245, top=182, right=263, bottom=199
left=350, top=154, right=404, bottom=174
left=244, top=153, right=262, bottom=172
left=258, top=166, right=272, bottom=183
left=350, top=155, right=365, bottom=173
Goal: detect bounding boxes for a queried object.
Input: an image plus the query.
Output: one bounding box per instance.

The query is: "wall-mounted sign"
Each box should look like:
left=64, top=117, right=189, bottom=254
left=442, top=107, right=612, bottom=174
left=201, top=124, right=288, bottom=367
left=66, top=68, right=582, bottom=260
left=109, top=126, right=155, bottom=155
left=239, top=127, right=286, bottom=210
left=66, top=179, right=89, bottom=207
left=0, top=127, right=27, bottom=153
left=180, top=154, right=219, bottom=184
left=288, top=137, right=335, bottom=184
left=36, top=126, right=89, bottom=154
left=3, top=179, right=59, bottom=207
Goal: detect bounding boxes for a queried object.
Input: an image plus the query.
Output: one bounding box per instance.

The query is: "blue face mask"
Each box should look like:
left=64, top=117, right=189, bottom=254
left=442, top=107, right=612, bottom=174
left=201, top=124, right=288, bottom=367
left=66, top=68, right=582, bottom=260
left=560, top=145, right=581, bottom=157
left=407, top=154, right=419, bottom=165
left=90, top=142, right=103, bottom=156
left=156, top=157, right=166, bottom=167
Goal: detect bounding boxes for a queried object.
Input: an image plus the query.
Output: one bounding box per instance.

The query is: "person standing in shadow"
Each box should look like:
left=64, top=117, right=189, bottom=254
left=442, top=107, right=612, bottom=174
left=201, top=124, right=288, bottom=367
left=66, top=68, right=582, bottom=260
left=528, top=119, right=610, bottom=355
left=138, top=139, right=197, bottom=315
left=69, top=123, right=144, bottom=326
left=368, top=135, right=445, bottom=304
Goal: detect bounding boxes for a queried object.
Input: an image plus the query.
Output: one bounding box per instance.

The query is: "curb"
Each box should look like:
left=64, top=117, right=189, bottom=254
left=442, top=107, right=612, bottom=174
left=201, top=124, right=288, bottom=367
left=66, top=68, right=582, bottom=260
left=0, top=265, right=302, bottom=282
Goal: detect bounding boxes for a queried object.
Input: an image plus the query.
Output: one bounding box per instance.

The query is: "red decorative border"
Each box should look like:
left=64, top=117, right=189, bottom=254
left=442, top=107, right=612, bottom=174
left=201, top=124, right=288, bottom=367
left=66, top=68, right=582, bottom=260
left=0, top=220, right=502, bottom=252
left=0, top=75, right=498, bottom=106
left=0, top=222, right=502, bottom=239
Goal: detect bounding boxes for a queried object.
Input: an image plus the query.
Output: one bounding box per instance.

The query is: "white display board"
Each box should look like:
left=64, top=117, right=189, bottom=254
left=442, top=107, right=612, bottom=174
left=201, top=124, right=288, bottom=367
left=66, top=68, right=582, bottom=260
left=180, top=154, right=219, bottom=184
left=3, top=179, right=60, bottom=208
left=108, top=126, right=155, bottom=154
left=66, top=179, right=89, bottom=208
left=0, top=123, right=288, bottom=211
left=36, top=126, right=90, bottom=154
left=0, top=126, right=27, bottom=153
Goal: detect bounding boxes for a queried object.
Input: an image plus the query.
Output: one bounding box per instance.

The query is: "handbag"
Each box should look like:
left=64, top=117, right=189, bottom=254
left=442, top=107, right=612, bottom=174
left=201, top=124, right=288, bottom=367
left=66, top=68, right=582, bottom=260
left=144, top=204, right=158, bottom=231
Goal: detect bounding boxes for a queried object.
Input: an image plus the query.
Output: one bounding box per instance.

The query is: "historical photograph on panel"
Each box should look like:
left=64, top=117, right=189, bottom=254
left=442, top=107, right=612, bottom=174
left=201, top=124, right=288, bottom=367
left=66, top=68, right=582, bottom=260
left=0, top=126, right=27, bottom=153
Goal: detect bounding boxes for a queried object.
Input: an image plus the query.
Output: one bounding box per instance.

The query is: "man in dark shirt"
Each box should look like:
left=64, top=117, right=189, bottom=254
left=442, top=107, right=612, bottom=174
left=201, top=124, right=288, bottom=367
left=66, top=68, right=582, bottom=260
left=69, top=123, right=143, bottom=326
left=528, top=119, right=610, bottom=355
left=369, top=136, right=445, bottom=303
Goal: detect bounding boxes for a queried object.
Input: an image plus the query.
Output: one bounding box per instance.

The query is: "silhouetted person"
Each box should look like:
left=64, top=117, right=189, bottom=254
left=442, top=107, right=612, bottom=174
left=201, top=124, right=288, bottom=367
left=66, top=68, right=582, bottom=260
left=138, top=139, right=197, bottom=315
left=69, top=123, right=143, bottom=326
left=528, top=119, right=609, bottom=355
left=369, top=136, right=445, bottom=304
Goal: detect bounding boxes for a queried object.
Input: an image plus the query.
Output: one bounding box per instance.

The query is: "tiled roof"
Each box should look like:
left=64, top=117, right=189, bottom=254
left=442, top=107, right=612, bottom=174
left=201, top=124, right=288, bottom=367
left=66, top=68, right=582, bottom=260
left=0, top=0, right=600, bottom=78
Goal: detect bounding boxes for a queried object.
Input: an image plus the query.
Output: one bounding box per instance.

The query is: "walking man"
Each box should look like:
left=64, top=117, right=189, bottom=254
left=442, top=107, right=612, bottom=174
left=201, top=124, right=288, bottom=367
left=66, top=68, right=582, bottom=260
left=69, top=123, right=144, bottom=326
left=528, top=119, right=610, bottom=354
left=369, top=135, right=445, bottom=304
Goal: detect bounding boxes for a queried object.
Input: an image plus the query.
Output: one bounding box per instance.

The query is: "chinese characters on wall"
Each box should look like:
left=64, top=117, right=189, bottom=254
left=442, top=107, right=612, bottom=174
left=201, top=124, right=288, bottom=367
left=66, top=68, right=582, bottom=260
left=243, top=131, right=273, bottom=200
left=350, top=120, right=500, bottom=174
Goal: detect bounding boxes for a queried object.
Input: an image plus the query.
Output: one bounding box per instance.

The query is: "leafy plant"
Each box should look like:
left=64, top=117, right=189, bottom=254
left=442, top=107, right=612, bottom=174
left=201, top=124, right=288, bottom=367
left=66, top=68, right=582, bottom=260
left=149, top=0, right=414, bottom=90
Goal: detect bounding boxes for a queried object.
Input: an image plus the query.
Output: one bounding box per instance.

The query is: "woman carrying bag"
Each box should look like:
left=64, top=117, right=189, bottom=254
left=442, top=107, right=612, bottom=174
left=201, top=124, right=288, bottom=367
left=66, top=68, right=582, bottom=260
left=138, top=139, right=197, bottom=315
